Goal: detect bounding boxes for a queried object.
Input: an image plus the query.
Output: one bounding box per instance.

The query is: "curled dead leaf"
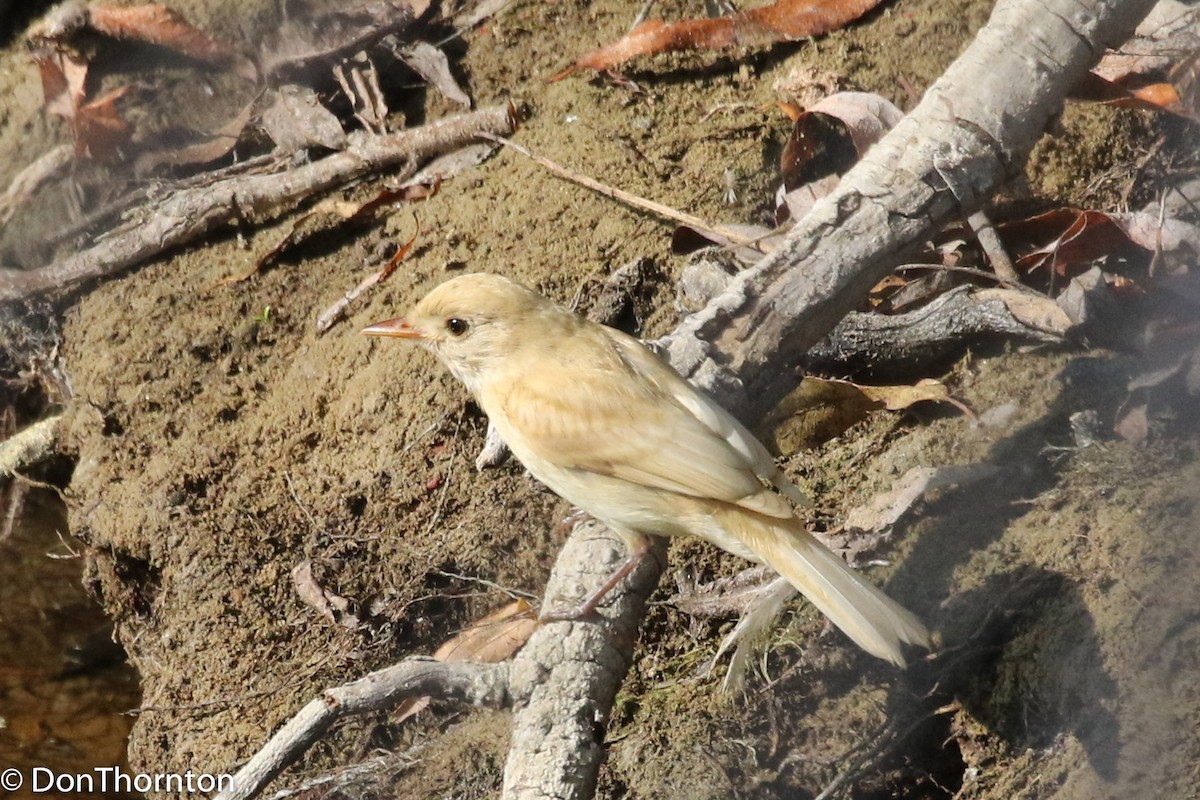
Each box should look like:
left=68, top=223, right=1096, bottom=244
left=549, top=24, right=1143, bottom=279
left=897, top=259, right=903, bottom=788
left=760, top=376, right=963, bottom=455
left=554, top=0, right=883, bottom=79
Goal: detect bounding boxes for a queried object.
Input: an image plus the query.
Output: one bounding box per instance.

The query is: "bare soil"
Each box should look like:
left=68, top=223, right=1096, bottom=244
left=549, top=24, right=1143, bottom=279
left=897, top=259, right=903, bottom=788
left=2, top=0, right=1198, bottom=798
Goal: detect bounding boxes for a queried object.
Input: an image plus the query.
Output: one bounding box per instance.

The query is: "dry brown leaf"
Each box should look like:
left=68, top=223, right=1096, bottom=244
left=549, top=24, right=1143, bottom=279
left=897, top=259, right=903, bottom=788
left=775, top=92, right=900, bottom=222
left=432, top=600, right=537, bottom=662
left=806, top=92, right=903, bottom=155
left=292, top=560, right=361, bottom=630
left=1003, top=208, right=1145, bottom=276
left=553, top=0, right=882, bottom=79
left=393, top=599, right=535, bottom=724
left=33, top=48, right=133, bottom=160
left=134, top=101, right=255, bottom=174
left=1002, top=207, right=1200, bottom=277
left=856, top=378, right=951, bottom=410
left=1075, top=70, right=1199, bottom=121
left=975, top=288, right=1075, bottom=337
left=260, top=85, right=348, bottom=152
left=402, top=42, right=472, bottom=108
left=760, top=376, right=960, bottom=455
left=88, top=4, right=251, bottom=75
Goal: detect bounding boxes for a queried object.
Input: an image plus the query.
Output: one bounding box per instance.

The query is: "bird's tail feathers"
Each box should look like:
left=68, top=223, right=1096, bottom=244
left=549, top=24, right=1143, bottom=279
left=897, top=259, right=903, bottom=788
left=722, top=510, right=931, bottom=667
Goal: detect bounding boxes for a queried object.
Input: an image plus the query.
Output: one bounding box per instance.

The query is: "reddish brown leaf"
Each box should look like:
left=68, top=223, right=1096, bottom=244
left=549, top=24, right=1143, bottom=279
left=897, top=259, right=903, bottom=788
left=555, top=0, right=882, bottom=79
left=76, top=86, right=133, bottom=161
left=1002, top=209, right=1141, bottom=276
left=1076, top=45, right=1200, bottom=122
left=1002, top=207, right=1200, bottom=277
left=33, top=49, right=132, bottom=160
left=87, top=4, right=241, bottom=70
left=775, top=92, right=901, bottom=222
left=134, top=101, right=254, bottom=174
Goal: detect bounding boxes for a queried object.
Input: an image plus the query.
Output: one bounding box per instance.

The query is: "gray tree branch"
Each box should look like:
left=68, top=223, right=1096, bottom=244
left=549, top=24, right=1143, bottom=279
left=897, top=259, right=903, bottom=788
left=0, top=104, right=517, bottom=302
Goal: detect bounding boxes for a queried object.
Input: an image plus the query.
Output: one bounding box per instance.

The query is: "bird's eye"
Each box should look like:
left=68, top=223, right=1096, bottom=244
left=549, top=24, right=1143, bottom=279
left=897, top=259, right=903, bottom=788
left=445, top=317, right=469, bottom=337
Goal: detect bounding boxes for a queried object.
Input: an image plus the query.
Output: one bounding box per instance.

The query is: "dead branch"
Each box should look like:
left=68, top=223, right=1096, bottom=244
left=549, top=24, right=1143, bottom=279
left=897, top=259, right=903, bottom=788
left=215, top=658, right=510, bottom=800
left=661, top=0, right=1157, bottom=420
left=0, top=415, right=61, bottom=477
left=0, top=104, right=517, bottom=303
left=804, top=285, right=1065, bottom=374
left=502, top=520, right=663, bottom=799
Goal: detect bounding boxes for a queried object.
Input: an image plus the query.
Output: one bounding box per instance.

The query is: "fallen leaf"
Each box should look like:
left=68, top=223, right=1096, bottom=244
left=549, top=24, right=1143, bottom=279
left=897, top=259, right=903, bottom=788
left=1003, top=206, right=1200, bottom=278
left=776, top=92, right=901, bottom=222
left=393, top=599, right=535, bottom=723
left=292, top=559, right=361, bottom=630
left=88, top=4, right=250, bottom=74
left=31, top=2, right=257, bottom=81
left=33, top=48, right=134, bottom=160
left=134, top=100, right=255, bottom=174
left=260, top=85, right=348, bottom=152
left=975, top=288, right=1075, bottom=337
left=554, top=0, right=883, bottom=79
left=671, top=222, right=781, bottom=262
left=402, top=42, right=472, bottom=107
left=759, top=376, right=962, bottom=455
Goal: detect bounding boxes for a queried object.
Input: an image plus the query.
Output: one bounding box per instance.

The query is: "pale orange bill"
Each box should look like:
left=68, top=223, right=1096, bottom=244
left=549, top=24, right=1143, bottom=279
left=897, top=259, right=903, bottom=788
left=362, top=318, right=421, bottom=339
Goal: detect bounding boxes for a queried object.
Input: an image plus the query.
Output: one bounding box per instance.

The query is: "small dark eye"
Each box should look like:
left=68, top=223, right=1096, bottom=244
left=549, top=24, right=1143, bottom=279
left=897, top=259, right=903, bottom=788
left=446, top=317, right=469, bottom=336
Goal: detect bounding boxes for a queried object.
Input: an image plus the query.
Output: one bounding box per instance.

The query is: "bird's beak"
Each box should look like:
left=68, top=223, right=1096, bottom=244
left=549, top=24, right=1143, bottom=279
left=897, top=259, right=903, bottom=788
left=361, top=318, right=422, bottom=339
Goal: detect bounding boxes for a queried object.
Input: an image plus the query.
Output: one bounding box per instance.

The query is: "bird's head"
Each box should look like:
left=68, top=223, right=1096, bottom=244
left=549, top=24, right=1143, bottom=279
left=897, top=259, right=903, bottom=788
left=362, top=272, right=550, bottom=394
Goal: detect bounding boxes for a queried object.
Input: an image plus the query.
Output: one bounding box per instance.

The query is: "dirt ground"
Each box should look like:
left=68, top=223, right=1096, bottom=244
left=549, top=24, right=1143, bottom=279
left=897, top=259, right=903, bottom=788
left=2, top=0, right=1198, bottom=797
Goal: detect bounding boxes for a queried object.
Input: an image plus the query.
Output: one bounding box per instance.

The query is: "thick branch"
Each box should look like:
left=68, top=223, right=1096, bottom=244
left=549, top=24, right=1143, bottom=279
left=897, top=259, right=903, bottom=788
left=0, top=416, right=61, bottom=477
left=804, top=285, right=1066, bottom=374
left=502, top=521, right=662, bottom=800
left=215, top=658, right=510, bottom=800
left=662, top=0, right=1157, bottom=417
left=0, top=105, right=517, bottom=302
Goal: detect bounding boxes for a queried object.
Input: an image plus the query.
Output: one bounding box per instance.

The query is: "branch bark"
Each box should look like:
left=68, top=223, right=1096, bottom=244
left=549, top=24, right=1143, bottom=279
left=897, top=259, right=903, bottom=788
left=661, top=0, right=1158, bottom=418
left=215, top=658, right=510, bottom=800
left=0, top=105, right=517, bottom=303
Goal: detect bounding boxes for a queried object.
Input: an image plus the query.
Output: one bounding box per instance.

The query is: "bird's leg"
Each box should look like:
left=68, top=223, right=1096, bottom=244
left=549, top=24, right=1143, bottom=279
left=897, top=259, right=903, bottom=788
left=540, top=534, right=651, bottom=622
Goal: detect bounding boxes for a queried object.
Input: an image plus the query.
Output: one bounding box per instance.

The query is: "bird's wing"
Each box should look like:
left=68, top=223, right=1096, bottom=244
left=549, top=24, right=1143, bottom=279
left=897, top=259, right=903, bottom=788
left=605, top=329, right=811, bottom=509
left=491, top=328, right=796, bottom=519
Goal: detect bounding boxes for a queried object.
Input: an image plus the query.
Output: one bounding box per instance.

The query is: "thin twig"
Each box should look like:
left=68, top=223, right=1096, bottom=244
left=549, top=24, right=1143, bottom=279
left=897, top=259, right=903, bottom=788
left=433, top=569, right=539, bottom=603
left=965, top=209, right=1019, bottom=283
left=214, top=659, right=510, bottom=800
left=479, top=133, right=765, bottom=253
left=284, top=471, right=319, bottom=533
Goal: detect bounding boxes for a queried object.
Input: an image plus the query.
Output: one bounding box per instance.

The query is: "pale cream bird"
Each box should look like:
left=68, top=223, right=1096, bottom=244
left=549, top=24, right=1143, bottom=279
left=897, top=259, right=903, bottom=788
left=363, top=273, right=931, bottom=666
